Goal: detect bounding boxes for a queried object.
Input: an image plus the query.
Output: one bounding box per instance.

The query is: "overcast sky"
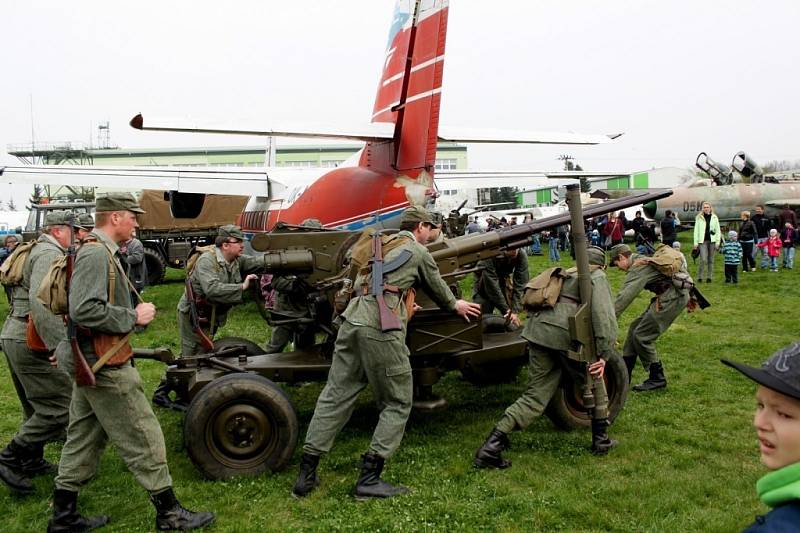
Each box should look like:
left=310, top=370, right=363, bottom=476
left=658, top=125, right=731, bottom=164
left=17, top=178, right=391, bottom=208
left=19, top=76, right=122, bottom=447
left=2, top=0, right=799, bottom=206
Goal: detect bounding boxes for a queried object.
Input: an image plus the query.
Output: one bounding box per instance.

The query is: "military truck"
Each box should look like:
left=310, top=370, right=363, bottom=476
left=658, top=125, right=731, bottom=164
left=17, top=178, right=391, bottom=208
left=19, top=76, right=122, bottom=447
left=135, top=189, right=671, bottom=481
left=136, top=191, right=248, bottom=285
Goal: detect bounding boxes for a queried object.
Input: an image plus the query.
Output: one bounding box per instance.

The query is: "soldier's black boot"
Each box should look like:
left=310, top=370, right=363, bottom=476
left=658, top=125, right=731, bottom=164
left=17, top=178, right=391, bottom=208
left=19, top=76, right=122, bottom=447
left=353, top=453, right=409, bottom=501
left=473, top=428, right=512, bottom=469
left=0, top=440, right=34, bottom=494
left=150, top=487, right=215, bottom=531
left=47, top=489, right=109, bottom=532
left=622, top=356, right=637, bottom=383
left=632, top=361, right=667, bottom=392
left=20, top=442, right=57, bottom=477
left=291, top=453, right=320, bottom=498
left=590, top=418, right=618, bottom=455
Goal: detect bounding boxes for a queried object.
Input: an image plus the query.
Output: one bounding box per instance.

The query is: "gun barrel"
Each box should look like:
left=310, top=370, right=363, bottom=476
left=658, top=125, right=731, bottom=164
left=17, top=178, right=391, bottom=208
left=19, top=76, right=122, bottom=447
left=430, top=189, right=673, bottom=269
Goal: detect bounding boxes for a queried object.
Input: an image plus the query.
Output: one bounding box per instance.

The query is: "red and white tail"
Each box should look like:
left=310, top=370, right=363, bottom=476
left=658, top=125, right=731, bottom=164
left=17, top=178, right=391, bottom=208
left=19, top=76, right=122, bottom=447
left=367, top=0, right=449, bottom=174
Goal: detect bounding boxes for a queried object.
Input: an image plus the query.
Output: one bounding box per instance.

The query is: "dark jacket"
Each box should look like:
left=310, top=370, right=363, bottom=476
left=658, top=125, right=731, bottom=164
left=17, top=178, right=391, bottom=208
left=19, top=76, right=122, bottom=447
left=739, top=220, right=757, bottom=242
left=742, top=501, right=800, bottom=532
left=660, top=216, right=677, bottom=243
left=752, top=214, right=772, bottom=239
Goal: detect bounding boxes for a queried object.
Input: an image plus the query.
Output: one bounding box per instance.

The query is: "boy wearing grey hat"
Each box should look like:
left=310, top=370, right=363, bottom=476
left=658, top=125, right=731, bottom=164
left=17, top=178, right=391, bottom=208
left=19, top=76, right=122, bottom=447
left=720, top=230, right=743, bottom=284
left=722, top=344, right=800, bottom=530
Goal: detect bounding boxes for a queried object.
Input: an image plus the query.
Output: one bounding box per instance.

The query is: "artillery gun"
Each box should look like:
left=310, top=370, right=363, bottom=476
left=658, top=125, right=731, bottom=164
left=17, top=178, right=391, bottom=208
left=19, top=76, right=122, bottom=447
left=141, top=189, right=671, bottom=480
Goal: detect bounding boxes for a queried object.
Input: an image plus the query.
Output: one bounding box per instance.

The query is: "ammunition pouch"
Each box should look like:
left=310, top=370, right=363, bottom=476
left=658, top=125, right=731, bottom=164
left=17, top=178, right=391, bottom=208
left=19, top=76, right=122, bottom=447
left=75, top=326, right=134, bottom=368
left=92, top=333, right=133, bottom=367
left=25, top=317, right=49, bottom=353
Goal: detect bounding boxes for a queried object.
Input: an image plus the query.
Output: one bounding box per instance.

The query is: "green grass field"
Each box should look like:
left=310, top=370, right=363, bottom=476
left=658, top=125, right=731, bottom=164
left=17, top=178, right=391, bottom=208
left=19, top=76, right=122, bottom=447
left=0, top=236, right=795, bottom=532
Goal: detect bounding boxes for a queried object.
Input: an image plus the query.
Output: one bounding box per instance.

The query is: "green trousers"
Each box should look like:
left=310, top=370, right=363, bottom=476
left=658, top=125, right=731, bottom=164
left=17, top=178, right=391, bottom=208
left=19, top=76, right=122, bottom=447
left=496, top=344, right=584, bottom=434
left=177, top=309, right=212, bottom=357
left=3, top=348, right=34, bottom=422
left=622, top=290, right=689, bottom=369
left=303, top=321, right=413, bottom=459
left=1, top=339, right=71, bottom=446
left=55, top=362, right=173, bottom=493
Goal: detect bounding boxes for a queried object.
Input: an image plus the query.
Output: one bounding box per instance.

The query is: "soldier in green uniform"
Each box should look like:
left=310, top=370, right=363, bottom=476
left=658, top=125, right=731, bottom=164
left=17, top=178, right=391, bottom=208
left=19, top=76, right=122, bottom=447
left=264, top=219, right=322, bottom=354
left=472, top=248, right=529, bottom=328
left=0, top=211, right=74, bottom=495
left=47, top=193, right=214, bottom=532
left=73, top=213, right=95, bottom=242
left=293, top=206, right=482, bottom=499
left=176, top=225, right=262, bottom=357
left=608, top=243, right=691, bottom=392
left=473, top=246, right=619, bottom=468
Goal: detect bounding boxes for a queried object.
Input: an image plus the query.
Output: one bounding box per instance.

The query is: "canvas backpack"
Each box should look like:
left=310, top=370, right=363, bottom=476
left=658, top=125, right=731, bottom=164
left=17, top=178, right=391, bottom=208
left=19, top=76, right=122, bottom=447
left=186, top=245, right=217, bottom=276
left=522, top=266, right=568, bottom=310
left=0, top=241, right=37, bottom=287
left=36, top=241, right=122, bottom=316
left=635, top=244, right=694, bottom=290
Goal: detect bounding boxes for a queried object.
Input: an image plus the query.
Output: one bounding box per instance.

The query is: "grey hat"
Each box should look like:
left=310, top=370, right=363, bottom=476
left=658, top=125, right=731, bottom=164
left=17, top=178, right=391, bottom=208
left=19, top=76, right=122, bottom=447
left=728, top=230, right=737, bottom=239
left=74, top=213, right=95, bottom=230
left=587, top=246, right=606, bottom=267
left=607, top=243, right=631, bottom=265
left=43, top=210, right=73, bottom=227
left=95, top=192, right=145, bottom=214
left=218, top=224, right=245, bottom=241
left=400, top=206, right=438, bottom=228
left=722, top=343, right=800, bottom=401
left=300, top=218, right=323, bottom=229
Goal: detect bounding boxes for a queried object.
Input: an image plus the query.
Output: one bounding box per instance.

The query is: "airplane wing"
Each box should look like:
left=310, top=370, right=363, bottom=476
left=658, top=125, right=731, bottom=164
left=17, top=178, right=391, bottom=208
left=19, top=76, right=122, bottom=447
left=435, top=169, right=630, bottom=190
left=130, top=114, right=396, bottom=142
left=131, top=115, right=621, bottom=146
left=0, top=165, right=321, bottom=196
left=765, top=199, right=800, bottom=209
left=437, top=127, right=622, bottom=145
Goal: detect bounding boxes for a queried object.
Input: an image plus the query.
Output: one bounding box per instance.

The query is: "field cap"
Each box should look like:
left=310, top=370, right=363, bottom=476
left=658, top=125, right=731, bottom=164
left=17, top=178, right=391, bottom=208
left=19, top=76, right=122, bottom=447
left=95, top=192, right=145, bottom=214
left=44, top=210, right=72, bottom=226
left=722, top=343, right=800, bottom=401
left=401, top=206, right=438, bottom=228
left=587, top=246, right=606, bottom=266
left=607, top=243, right=631, bottom=265
left=218, top=224, right=245, bottom=241
left=300, top=218, right=323, bottom=229
left=75, top=213, right=95, bottom=230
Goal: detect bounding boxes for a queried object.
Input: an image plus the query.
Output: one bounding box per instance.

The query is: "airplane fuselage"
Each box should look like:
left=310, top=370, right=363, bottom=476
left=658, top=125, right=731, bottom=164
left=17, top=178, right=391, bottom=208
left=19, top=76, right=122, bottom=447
left=643, top=182, right=800, bottom=223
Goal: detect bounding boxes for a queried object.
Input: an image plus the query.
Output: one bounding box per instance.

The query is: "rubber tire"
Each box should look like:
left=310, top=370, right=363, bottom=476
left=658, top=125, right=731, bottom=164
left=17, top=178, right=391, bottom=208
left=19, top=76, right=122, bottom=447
left=544, top=354, right=629, bottom=430
left=460, top=315, right=525, bottom=386
left=143, top=248, right=166, bottom=286
left=184, top=373, right=299, bottom=480
left=209, top=336, right=265, bottom=356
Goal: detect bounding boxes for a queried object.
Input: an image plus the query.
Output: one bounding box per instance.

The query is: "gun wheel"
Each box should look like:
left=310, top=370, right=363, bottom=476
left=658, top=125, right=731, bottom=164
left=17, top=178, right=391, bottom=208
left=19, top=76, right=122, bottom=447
left=184, top=373, right=298, bottom=480
left=544, top=355, right=629, bottom=430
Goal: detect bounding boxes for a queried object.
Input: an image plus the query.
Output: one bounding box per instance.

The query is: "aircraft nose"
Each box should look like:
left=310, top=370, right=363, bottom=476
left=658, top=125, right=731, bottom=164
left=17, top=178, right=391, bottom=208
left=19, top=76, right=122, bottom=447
left=642, top=200, right=657, bottom=219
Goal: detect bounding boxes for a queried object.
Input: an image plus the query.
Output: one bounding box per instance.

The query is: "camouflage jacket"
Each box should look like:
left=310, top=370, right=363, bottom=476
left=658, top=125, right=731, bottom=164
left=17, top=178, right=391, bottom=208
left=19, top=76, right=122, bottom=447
left=342, top=230, right=457, bottom=331
left=0, top=234, right=66, bottom=349
left=614, top=253, right=690, bottom=318
left=177, top=247, right=265, bottom=327
left=473, top=250, right=529, bottom=314
left=522, top=267, right=617, bottom=359
left=70, top=229, right=137, bottom=360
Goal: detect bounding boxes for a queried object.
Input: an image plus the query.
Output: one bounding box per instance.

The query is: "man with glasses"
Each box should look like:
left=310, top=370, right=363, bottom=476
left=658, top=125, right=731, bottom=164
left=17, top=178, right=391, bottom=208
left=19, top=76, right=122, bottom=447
left=176, top=225, right=261, bottom=357
left=292, top=206, right=481, bottom=500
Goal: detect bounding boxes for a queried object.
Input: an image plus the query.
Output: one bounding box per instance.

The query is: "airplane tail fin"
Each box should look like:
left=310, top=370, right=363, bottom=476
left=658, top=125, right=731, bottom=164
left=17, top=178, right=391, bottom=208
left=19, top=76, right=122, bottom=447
left=369, top=0, right=449, bottom=173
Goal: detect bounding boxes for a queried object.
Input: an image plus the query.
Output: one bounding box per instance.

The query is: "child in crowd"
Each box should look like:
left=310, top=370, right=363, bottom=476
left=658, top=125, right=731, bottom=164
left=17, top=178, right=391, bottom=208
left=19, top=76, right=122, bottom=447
left=720, top=230, right=743, bottom=284
left=757, top=229, right=783, bottom=272
left=781, top=223, right=795, bottom=270
left=721, top=343, right=800, bottom=530
left=672, top=241, right=688, bottom=271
